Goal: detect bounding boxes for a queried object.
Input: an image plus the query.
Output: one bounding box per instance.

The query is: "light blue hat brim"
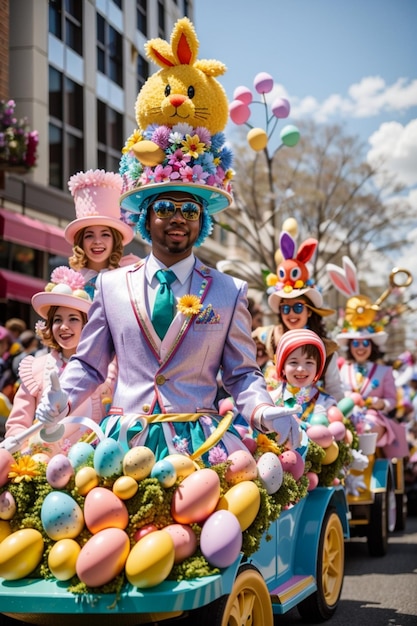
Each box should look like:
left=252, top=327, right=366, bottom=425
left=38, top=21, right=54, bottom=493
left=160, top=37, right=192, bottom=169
left=120, top=182, right=232, bottom=215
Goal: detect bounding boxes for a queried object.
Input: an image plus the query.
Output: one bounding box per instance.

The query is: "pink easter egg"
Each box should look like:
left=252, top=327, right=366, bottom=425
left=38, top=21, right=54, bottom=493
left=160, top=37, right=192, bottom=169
left=306, top=471, right=319, bottom=491
left=271, top=97, right=290, bottom=118
left=229, top=100, right=251, bottom=125
left=171, top=468, right=220, bottom=524
left=278, top=450, right=305, bottom=480
left=0, top=449, right=15, bottom=487
left=84, top=487, right=129, bottom=534
left=233, top=86, right=253, bottom=105
left=328, top=421, right=346, bottom=442
left=134, top=524, right=158, bottom=542
left=327, top=406, right=344, bottom=423
left=254, top=72, right=274, bottom=94
left=306, top=425, right=333, bottom=448
left=351, top=392, right=364, bottom=407
left=76, top=527, right=130, bottom=588
left=163, top=524, right=197, bottom=564
left=225, top=450, right=258, bottom=485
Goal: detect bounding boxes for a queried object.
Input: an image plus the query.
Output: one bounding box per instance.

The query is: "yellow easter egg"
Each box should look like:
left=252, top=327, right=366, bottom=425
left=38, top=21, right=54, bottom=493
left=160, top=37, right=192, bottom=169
left=48, top=538, right=81, bottom=581
left=0, top=520, right=12, bottom=542
left=163, top=454, right=197, bottom=479
left=75, top=466, right=99, bottom=495
left=247, top=127, right=268, bottom=151
left=216, top=481, right=261, bottom=531
left=0, top=528, right=44, bottom=580
left=123, top=446, right=155, bottom=481
left=125, top=530, right=175, bottom=588
left=321, top=441, right=340, bottom=465
left=113, top=475, right=139, bottom=500
left=282, top=217, right=298, bottom=237
left=132, top=140, right=166, bottom=167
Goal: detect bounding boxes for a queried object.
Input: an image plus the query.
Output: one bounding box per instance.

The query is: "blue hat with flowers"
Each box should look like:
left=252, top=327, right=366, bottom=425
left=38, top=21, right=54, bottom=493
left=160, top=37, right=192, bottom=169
left=118, top=17, right=234, bottom=246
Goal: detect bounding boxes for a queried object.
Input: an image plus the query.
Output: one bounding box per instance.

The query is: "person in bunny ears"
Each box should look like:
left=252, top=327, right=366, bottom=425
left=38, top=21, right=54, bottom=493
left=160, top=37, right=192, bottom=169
left=4, top=268, right=110, bottom=457
left=260, top=231, right=343, bottom=401
left=66, top=169, right=136, bottom=299
left=33, top=17, right=301, bottom=463
left=326, top=256, right=401, bottom=452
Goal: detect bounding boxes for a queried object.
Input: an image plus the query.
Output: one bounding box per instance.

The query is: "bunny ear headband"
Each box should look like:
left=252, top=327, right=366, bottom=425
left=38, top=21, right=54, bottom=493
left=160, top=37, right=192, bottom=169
left=326, top=256, right=387, bottom=347
left=267, top=231, right=334, bottom=316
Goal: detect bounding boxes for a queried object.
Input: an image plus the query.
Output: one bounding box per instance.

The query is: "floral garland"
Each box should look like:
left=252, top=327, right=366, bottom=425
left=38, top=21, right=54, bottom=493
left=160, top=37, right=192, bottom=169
left=0, top=99, right=39, bottom=168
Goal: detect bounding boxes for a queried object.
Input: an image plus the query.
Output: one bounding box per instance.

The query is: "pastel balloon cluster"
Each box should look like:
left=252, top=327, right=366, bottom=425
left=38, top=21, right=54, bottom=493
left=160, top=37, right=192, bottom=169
left=0, top=440, right=308, bottom=591
left=228, top=71, right=300, bottom=151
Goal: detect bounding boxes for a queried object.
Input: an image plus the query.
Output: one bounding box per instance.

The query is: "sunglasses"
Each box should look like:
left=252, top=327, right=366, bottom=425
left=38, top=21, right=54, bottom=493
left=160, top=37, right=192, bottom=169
left=351, top=339, right=371, bottom=348
left=152, top=199, right=201, bottom=221
left=279, top=302, right=307, bottom=315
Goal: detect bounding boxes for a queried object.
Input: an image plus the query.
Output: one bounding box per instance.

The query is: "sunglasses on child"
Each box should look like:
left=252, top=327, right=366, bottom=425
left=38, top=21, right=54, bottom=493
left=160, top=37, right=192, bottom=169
left=152, top=199, right=202, bottom=221
left=351, top=339, right=371, bottom=348
left=279, top=302, right=308, bottom=315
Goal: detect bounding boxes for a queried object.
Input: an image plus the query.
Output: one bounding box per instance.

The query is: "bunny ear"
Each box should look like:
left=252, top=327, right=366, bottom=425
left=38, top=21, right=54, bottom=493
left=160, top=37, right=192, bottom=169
left=171, top=17, right=198, bottom=66
left=145, top=39, right=176, bottom=68
left=280, top=231, right=295, bottom=260
left=326, top=263, right=355, bottom=297
left=296, top=238, right=318, bottom=264
left=342, top=256, right=359, bottom=294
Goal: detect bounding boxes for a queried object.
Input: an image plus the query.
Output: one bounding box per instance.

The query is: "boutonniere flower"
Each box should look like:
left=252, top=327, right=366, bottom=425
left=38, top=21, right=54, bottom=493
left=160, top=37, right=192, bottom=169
left=177, top=294, right=202, bottom=317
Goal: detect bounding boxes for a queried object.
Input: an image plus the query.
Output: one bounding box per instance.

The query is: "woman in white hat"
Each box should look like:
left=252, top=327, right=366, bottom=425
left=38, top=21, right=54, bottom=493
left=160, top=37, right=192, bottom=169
left=5, top=267, right=109, bottom=456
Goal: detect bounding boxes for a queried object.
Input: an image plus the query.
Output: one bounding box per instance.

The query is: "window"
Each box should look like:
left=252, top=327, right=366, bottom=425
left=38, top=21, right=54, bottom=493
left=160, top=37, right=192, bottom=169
left=137, top=0, right=147, bottom=36
left=158, top=0, right=165, bottom=38
left=97, top=13, right=123, bottom=87
left=97, top=100, right=124, bottom=173
left=137, top=53, right=149, bottom=93
left=48, top=0, right=82, bottom=55
left=49, top=67, right=84, bottom=189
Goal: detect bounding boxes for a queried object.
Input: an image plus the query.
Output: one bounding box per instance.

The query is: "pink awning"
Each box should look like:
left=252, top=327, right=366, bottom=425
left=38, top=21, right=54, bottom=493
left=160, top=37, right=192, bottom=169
left=0, top=269, right=45, bottom=304
left=0, top=208, right=71, bottom=256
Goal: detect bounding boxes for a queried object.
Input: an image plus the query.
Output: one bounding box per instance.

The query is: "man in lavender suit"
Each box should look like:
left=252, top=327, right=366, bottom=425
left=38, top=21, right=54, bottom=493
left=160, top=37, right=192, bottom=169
left=35, top=182, right=301, bottom=458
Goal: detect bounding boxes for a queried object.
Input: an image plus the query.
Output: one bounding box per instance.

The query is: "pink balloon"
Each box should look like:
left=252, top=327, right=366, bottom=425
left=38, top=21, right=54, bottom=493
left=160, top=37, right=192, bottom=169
left=233, top=86, right=252, bottom=105
left=272, top=97, right=290, bottom=119
left=229, top=100, right=251, bottom=125
left=254, top=72, right=274, bottom=94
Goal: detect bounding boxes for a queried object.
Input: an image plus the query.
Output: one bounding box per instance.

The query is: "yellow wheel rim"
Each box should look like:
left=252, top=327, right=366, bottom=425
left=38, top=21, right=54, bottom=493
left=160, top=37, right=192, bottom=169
left=322, top=512, right=344, bottom=606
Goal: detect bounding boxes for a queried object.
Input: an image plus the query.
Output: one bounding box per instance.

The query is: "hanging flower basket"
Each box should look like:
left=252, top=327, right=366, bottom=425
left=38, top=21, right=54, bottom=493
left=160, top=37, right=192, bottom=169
left=0, top=99, right=39, bottom=169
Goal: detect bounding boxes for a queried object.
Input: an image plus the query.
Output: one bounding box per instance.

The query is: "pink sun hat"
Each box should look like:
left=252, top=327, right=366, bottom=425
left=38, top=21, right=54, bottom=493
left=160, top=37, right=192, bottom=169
left=65, top=169, right=134, bottom=245
left=32, top=266, right=92, bottom=319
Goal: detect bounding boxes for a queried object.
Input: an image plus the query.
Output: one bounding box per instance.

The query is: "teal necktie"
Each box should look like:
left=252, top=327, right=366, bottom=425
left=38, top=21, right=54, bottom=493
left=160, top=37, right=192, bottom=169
left=152, top=269, right=177, bottom=339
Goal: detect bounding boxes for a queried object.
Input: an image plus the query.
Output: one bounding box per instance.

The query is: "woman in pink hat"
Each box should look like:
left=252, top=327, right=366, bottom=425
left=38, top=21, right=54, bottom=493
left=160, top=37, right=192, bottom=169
left=4, top=267, right=109, bottom=457
left=66, top=169, right=137, bottom=299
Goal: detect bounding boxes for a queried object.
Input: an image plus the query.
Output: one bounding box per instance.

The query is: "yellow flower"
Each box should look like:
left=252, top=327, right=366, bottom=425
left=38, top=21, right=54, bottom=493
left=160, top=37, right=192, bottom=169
left=266, top=273, right=278, bottom=287
left=256, top=433, right=282, bottom=455
left=8, top=456, right=41, bottom=483
left=122, top=129, right=143, bottom=154
left=177, top=294, right=202, bottom=317
left=181, top=134, right=205, bottom=158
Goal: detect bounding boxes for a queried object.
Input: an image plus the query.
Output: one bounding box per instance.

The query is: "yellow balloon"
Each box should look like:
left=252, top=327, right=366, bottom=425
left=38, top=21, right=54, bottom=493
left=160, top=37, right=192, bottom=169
left=247, top=127, right=268, bottom=151
left=282, top=217, right=298, bottom=237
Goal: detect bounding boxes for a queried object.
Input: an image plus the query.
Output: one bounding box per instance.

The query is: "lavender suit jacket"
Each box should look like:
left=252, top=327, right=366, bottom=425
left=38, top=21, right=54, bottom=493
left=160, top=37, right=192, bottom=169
left=58, top=257, right=274, bottom=426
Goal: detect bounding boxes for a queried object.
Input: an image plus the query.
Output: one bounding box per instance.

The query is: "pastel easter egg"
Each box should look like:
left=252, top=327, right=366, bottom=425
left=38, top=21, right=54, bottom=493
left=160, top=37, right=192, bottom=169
left=257, top=452, right=284, bottom=494
left=280, top=124, right=300, bottom=147
left=46, top=454, right=74, bottom=489
left=163, top=454, right=197, bottom=479
left=327, top=406, right=345, bottom=423
left=76, top=527, right=130, bottom=588
left=41, top=491, right=84, bottom=540
left=308, top=412, right=329, bottom=427
left=0, top=529, right=44, bottom=579
left=254, top=71, right=274, bottom=94
left=225, top=450, right=258, bottom=485
left=321, top=441, right=340, bottom=465
left=278, top=450, right=305, bottom=480
left=31, top=452, right=51, bottom=464
left=113, top=475, right=138, bottom=500
left=306, top=471, right=319, bottom=491
left=93, top=438, right=124, bottom=477
left=51, top=283, right=72, bottom=294
left=200, top=510, right=242, bottom=568
left=229, top=100, right=250, bottom=125
left=233, top=85, right=253, bottom=105
left=75, top=466, right=99, bottom=496
left=307, top=425, right=333, bottom=449
left=350, top=392, right=364, bottom=407
left=123, top=446, right=155, bottom=480
left=328, top=421, right=347, bottom=441
left=0, top=449, right=15, bottom=487
left=0, top=520, right=12, bottom=541
left=134, top=524, right=158, bottom=542
left=171, top=468, right=220, bottom=524
left=344, top=429, right=353, bottom=445
left=84, top=487, right=129, bottom=534
left=48, top=538, right=81, bottom=581
left=125, top=530, right=175, bottom=588
left=216, top=481, right=261, bottom=531
left=68, top=442, right=95, bottom=469
left=0, top=491, right=16, bottom=520
left=163, top=524, right=198, bottom=564
left=132, top=140, right=166, bottom=167
left=272, top=97, right=290, bottom=119
left=151, top=459, right=177, bottom=488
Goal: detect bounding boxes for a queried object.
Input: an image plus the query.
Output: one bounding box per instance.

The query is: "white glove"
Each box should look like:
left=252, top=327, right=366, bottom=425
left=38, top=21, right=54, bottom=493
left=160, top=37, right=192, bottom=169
left=350, top=448, right=369, bottom=471
left=262, top=405, right=302, bottom=449
left=0, top=436, right=21, bottom=454
left=344, top=473, right=367, bottom=497
left=36, top=372, right=69, bottom=424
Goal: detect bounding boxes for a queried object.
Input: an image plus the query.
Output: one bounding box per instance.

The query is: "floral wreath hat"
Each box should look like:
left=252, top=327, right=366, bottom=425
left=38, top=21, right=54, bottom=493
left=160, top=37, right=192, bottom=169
left=266, top=231, right=334, bottom=317
left=118, top=17, right=234, bottom=248
left=326, top=256, right=387, bottom=348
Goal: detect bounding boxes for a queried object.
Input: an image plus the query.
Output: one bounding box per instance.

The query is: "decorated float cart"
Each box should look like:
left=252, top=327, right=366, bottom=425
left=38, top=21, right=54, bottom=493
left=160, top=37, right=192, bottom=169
left=326, top=259, right=413, bottom=556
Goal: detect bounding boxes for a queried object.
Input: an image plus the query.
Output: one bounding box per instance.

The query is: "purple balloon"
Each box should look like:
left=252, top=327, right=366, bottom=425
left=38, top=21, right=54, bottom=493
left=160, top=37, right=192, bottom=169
left=254, top=72, right=274, bottom=94
left=272, top=97, right=290, bottom=119
left=233, top=86, right=253, bottom=105
left=229, top=100, right=251, bottom=125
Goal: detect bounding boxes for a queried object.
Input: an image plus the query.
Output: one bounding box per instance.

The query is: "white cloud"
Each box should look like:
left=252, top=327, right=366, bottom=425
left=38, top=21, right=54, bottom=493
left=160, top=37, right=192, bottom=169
left=367, top=119, right=417, bottom=187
